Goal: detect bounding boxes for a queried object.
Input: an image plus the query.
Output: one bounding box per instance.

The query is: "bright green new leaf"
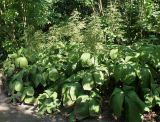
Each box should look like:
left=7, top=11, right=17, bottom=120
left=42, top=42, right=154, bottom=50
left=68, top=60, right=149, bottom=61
left=14, top=81, right=23, bottom=92
left=50, top=92, right=58, bottom=100
left=63, top=90, right=75, bottom=107
left=82, top=72, right=94, bottom=91
left=110, top=49, right=118, bottom=59
left=15, top=57, right=28, bottom=68
left=62, top=82, right=82, bottom=107
left=80, top=53, right=91, bottom=63
left=24, top=97, right=35, bottom=104
left=80, top=53, right=93, bottom=67
left=49, top=68, right=59, bottom=81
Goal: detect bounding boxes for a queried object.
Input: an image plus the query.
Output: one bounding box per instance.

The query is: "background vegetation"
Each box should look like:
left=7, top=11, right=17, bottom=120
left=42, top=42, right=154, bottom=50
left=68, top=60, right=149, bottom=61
left=0, top=0, right=160, bottom=121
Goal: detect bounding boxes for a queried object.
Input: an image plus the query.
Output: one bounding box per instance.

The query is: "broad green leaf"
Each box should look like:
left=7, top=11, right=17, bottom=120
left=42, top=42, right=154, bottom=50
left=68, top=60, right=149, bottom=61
left=15, top=57, right=28, bottom=68
left=154, top=96, right=160, bottom=106
left=45, top=89, right=54, bottom=96
left=110, top=88, right=124, bottom=117
left=110, top=49, right=118, bottom=59
left=30, top=65, right=37, bottom=76
left=93, top=71, right=105, bottom=85
left=49, top=68, right=59, bottom=81
left=80, top=53, right=91, bottom=63
left=69, top=112, right=76, bottom=122
left=89, top=99, right=101, bottom=116
left=41, top=72, right=48, bottom=87
left=74, top=95, right=90, bottom=120
left=46, top=106, right=53, bottom=113
left=82, top=72, right=94, bottom=91
left=21, top=92, right=26, bottom=101
left=6, top=64, right=15, bottom=77
left=14, top=81, right=23, bottom=92
left=50, top=92, right=58, bottom=100
left=34, top=74, right=42, bottom=87
left=114, top=63, right=136, bottom=85
left=80, top=53, right=93, bottom=67
left=9, top=53, right=18, bottom=59
left=123, top=64, right=136, bottom=85
left=62, top=82, right=82, bottom=107
left=125, top=90, right=146, bottom=122
left=63, top=90, right=74, bottom=107
left=136, top=67, right=151, bottom=88
left=37, top=93, right=48, bottom=104
left=69, top=83, right=81, bottom=101
left=24, top=97, right=35, bottom=104
left=44, top=98, right=52, bottom=104
left=25, top=86, right=34, bottom=96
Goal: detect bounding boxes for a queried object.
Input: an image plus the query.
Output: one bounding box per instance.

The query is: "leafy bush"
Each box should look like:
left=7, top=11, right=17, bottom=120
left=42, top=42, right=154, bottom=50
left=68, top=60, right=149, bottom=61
left=3, top=42, right=160, bottom=121
left=1, top=0, right=160, bottom=122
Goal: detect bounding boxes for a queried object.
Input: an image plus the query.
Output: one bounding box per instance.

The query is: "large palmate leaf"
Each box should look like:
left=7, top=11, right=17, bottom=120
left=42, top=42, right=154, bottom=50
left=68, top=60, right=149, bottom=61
left=63, top=90, right=75, bottom=107
left=74, top=95, right=90, bottom=120
left=62, top=82, right=82, bottom=107
left=21, top=86, right=34, bottom=101
left=125, top=90, right=146, bottom=122
left=110, top=88, right=124, bottom=117
left=37, top=90, right=60, bottom=114
left=110, top=88, right=146, bottom=121
left=74, top=93, right=102, bottom=120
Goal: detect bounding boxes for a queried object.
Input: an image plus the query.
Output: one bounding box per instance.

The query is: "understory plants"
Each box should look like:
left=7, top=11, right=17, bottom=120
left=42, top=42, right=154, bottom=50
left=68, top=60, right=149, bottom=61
left=1, top=0, right=160, bottom=122
left=3, top=41, right=160, bottom=121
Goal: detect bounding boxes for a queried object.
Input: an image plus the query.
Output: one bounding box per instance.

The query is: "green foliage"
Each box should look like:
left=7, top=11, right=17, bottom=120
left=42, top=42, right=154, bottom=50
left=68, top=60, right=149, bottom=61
left=102, top=2, right=126, bottom=43
left=62, top=82, right=82, bottom=107
left=110, top=87, right=146, bottom=122
left=74, top=92, right=101, bottom=120
left=1, top=0, right=160, bottom=121
left=124, top=90, right=146, bottom=122
left=82, top=72, right=94, bottom=91
left=3, top=43, right=160, bottom=121
left=37, top=89, right=60, bottom=114
left=48, top=68, right=59, bottom=82
left=0, top=0, right=52, bottom=52
left=110, top=88, right=124, bottom=117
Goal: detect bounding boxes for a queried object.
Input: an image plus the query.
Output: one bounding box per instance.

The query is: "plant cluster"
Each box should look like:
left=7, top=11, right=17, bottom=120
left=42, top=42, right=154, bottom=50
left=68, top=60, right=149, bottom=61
left=3, top=41, right=160, bottom=121
left=1, top=0, right=160, bottom=122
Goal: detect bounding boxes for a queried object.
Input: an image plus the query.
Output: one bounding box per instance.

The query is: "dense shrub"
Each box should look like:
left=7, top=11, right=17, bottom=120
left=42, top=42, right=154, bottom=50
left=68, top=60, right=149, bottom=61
left=3, top=41, right=160, bottom=121
left=1, top=0, right=160, bottom=122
